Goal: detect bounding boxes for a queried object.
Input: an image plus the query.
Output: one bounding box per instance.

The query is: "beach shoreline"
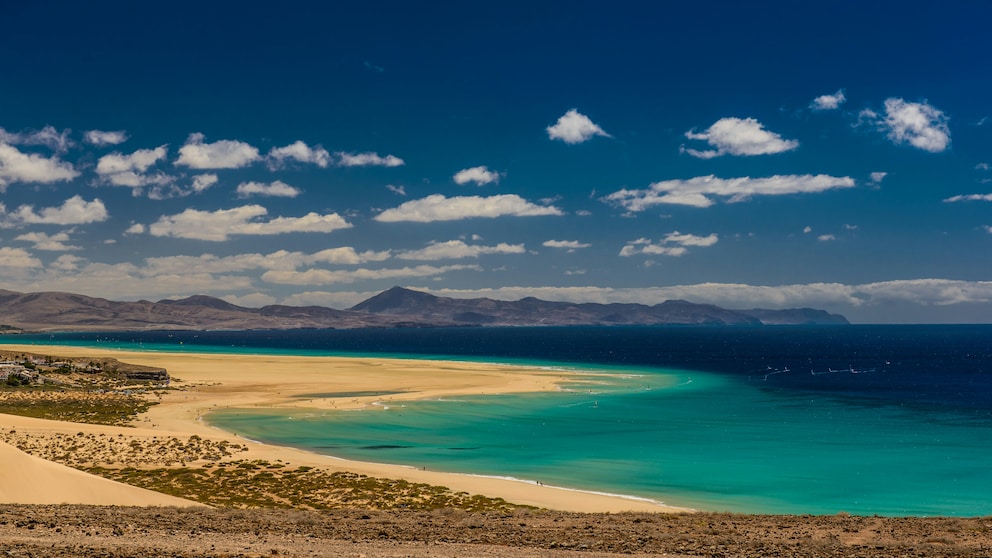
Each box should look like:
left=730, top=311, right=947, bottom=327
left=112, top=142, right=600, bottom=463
left=0, top=343, right=691, bottom=513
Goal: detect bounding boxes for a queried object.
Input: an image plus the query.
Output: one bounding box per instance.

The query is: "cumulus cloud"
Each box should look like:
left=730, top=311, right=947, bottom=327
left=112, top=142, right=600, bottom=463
left=1, top=195, right=109, bottom=227
left=818, top=234, right=836, bottom=242
left=14, top=231, right=79, bottom=251
left=0, top=247, right=42, bottom=269
left=386, top=184, right=406, bottom=196
left=453, top=166, right=502, bottom=186
left=335, top=152, right=404, bottom=167
left=174, top=133, right=261, bottom=169
left=145, top=174, right=220, bottom=200
left=397, top=240, right=525, bottom=261
left=620, top=232, right=718, bottom=257
left=262, top=264, right=481, bottom=286
left=192, top=174, right=218, bottom=193
left=0, top=143, right=79, bottom=189
left=602, top=174, right=856, bottom=211
left=375, top=194, right=563, bottom=223
left=870, top=171, right=888, bottom=183
left=683, top=117, right=799, bottom=158
left=0, top=125, right=73, bottom=152
left=267, top=141, right=331, bottom=169
left=95, top=145, right=170, bottom=188
left=943, top=193, right=992, bottom=203
left=416, top=279, right=992, bottom=312
left=147, top=204, right=352, bottom=241
left=862, top=98, right=951, bottom=152
left=96, top=145, right=167, bottom=173
left=546, top=109, right=611, bottom=144
left=236, top=180, right=301, bottom=198
left=810, top=90, right=846, bottom=111
left=543, top=240, right=591, bottom=250
left=139, top=248, right=390, bottom=278
left=84, top=130, right=129, bottom=146
left=125, top=223, right=145, bottom=235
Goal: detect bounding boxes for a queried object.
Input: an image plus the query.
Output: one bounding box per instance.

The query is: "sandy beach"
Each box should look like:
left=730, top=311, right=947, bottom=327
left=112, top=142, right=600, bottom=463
left=0, top=343, right=687, bottom=513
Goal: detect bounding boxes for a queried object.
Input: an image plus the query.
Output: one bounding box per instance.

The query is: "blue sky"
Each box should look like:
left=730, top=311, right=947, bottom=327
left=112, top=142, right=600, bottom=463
left=1, top=1, right=991, bottom=323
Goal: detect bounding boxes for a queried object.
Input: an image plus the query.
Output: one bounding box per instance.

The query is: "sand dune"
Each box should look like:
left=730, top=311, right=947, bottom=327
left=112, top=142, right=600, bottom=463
left=0, top=440, right=203, bottom=507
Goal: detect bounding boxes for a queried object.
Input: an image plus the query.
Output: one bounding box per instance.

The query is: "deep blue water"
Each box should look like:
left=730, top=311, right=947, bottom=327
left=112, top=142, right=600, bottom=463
left=6, top=325, right=992, bottom=515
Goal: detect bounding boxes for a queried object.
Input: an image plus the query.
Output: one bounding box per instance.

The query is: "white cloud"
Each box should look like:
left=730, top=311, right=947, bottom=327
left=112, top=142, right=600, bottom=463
left=397, top=240, right=525, bottom=261
left=84, top=130, right=129, bottom=146
left=803, top=226, right=813, bottom=234
left=683, top=117, right=799, bottom=158
left=267, top=141, right=331, bottom=169
left=309, top=247, right=392, bottom=265
left=416, top=279, right=992, bottom=311
left=95, top=145, right=172, bottom=189
left=546, top=109, right=611, bottom=144
left=335, top=152, right=404, bottom=167
left=984, top=225, right=992, bottom=234
left=976, top=163, right=990, bottom=171
left=864, top=98, right=951, bottom=153
left=0, top=247, right=42, bottom=269
left=140, top=249, right=391, bottom=278
left=96, top=146, right=167, bottom=175
left=236, top=180, right=301, bottom=198
left=262, top=264, right=481, bottom=286
left=602, top=174, right=856, bottom=211
left=147, top=204, right=352, bottom=241
left=221, top=292, right=277, bottom=308
left=810, top=89, right=846, bottom=111
left=386, top=184, right=406, bottom=196
left=620, top=232, right=718, bottom=257
left=14, top=231, right=79, bottom=251
left=0, top=143, right=79, bottom=189
left=174, top=133, right=261, bottom=169
left=943, top=193, right=992, bottom=203
left=125, top=223, right=145, bottom=235
left=818, top=234, right=836, bottom=242
left=191, top=174, right=219, bottom=193
left=543, top=240, right=591, bottom=250
left=453, top=166, right=502, bottom=186
left=375, top=194, right=564, bottom=222
left=145, top=174, right=219, bottom=200
left=50, top=254, right=84, bottom=271
left=1, top=195, right=109, bottom=226
left=0, top=125, right=72, bottom=152
left=870, top=171, right=888, bottom=183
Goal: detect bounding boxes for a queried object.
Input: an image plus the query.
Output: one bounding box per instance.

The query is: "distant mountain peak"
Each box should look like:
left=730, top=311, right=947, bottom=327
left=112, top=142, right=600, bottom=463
left=349, top=286, right=439, bottom=313
left=157, top=295, right=244, bottom=312
left=0, top=286, right=849, bottom=332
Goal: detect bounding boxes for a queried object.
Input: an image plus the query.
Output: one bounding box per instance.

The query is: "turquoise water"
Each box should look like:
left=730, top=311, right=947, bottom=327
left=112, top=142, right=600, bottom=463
left=8, top=327, right=992, bottom=516
left=209, top=365, right=992, bottom=516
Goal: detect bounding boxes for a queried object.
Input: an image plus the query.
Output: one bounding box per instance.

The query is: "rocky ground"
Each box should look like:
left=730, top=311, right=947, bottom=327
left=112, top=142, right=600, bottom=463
left=1, top=505, right=990, bottom=557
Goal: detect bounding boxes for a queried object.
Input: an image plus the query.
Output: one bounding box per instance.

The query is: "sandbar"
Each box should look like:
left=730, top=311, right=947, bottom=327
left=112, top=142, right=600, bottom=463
left=0, top=343, right=691, bottom=513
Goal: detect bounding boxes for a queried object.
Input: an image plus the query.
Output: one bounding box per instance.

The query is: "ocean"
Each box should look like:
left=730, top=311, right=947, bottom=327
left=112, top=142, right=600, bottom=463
left=6, top=325, right=992, bottom=516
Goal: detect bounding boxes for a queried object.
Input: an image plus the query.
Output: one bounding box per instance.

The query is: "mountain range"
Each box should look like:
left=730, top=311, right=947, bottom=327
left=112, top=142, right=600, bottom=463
left=0, top=286, right=849, bottom=332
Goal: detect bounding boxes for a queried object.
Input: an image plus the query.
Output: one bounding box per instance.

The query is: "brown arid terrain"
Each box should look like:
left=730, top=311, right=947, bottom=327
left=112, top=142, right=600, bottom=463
left=0, top=286, right=848, bottom=331
left=1, top=505, right=991, bottom=557
left=0, top=347, right=990, bottom=557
